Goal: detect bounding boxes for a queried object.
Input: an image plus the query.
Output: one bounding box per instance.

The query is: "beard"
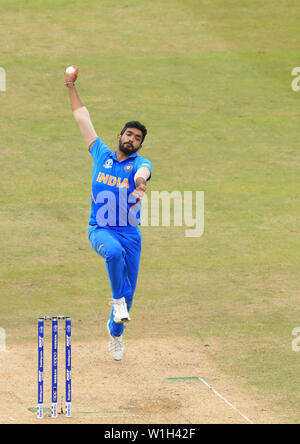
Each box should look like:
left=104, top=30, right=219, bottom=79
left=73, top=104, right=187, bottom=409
left=119, top=140, right=140, bottom=156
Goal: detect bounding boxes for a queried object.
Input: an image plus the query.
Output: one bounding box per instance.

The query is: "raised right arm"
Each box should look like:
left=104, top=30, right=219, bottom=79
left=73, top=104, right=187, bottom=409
left=65, top=65, right=98, bottom=149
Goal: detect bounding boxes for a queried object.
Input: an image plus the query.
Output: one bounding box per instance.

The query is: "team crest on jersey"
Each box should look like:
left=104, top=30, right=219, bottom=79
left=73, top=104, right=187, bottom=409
left=124, top=164, right=133, bottom=172
left=103, top=159, right=113, bottom=169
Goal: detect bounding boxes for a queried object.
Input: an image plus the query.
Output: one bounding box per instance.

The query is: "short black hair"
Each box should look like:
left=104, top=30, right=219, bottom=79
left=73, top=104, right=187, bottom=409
left=120, top=121, right=147, bottom=143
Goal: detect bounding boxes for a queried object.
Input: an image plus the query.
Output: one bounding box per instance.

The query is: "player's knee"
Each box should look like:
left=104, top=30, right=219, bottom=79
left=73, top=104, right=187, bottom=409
left=106, top=245, right=125, bottom=262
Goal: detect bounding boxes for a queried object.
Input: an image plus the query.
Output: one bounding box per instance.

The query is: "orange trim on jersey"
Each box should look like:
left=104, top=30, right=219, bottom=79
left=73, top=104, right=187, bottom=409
left=129, top=200, right=141, bottom=211
left=98, top=244, right=104, bottom=251
left=91, top=190, right=97, bottom=204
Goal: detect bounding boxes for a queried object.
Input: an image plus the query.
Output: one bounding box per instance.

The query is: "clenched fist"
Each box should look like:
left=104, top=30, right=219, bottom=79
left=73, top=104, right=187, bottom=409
left=132, top=183, right=146, bottom=200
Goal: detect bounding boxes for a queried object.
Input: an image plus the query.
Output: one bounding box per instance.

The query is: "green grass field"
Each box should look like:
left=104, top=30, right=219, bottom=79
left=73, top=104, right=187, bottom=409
left=1, top=0, right=300, bottom=423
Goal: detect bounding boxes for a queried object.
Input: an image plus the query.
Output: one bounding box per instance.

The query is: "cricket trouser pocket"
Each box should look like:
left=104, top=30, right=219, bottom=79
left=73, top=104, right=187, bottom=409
left=88, top=225, right=142, bottom=336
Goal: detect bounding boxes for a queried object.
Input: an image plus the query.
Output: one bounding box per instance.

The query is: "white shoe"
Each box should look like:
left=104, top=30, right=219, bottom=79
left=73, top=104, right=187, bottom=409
left=112, top=297, right=131, bottom=324
left=107, top=321, right=124, bottom=361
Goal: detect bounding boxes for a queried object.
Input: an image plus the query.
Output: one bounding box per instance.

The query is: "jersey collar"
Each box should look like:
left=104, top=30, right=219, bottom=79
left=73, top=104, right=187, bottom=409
left=110, top=151, right=138, bottom=163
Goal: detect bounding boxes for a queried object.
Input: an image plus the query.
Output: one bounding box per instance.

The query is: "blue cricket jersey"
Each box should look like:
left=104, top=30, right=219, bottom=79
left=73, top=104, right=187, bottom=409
left=88, top=137, right=152, bottom=228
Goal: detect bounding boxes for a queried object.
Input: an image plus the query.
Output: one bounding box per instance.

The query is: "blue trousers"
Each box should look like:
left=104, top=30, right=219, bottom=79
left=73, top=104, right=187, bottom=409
left=88, top=225, right=142, bottom=336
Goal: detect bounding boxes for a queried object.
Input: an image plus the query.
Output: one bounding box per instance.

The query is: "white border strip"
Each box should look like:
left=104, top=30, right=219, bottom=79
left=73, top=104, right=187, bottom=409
left=198, top=377, right=255, bottom=424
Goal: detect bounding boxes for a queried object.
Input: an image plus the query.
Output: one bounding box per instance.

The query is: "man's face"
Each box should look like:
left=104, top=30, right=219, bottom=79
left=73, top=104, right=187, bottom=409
left=118, top=128, right=143, bottom=155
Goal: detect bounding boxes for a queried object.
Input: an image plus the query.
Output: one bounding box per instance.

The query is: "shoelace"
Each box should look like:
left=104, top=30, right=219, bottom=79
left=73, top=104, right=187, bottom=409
left=109, top=298, right=126, bottom=305
left=109, top=298, right=128, bottom=315
left=110, top=335, right=123, bottom=352
left=109, top=298, right=126, bottom=307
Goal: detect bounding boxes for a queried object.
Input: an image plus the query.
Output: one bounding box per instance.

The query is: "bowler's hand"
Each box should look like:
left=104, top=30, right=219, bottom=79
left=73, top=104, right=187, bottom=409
left=133, top=183, right=146, bottom=200
left=64, top=65, right=79, bottom=86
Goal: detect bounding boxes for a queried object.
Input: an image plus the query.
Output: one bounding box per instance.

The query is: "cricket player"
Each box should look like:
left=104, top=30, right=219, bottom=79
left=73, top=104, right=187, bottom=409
left=65, top=65, right=152, bottom=361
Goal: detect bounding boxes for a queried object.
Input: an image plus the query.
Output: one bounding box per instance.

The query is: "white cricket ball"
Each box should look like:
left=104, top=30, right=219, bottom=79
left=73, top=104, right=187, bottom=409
left=65, top=66, right=75, bottom=74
